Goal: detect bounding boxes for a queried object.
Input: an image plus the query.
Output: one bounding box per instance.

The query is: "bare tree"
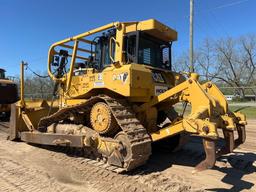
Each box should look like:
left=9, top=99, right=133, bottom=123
left=196, top=39, right=221, bottom=81
left=172, top=51, right=190, bottom=72
left=174, top=34, right=256, bottom=98
left=24, top=72, right=54, bottom=99
left=215, top=35, right=256, bottom=98
left=172, top=50, right=200, bottom=74
left=240, top=35, right=256, bottom=86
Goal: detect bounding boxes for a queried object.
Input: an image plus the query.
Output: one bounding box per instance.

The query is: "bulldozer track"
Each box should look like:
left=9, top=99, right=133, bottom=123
left=1, top=126, right=255, bottom=192
left=38, top=95, right=152, bottom=172
left=0, top=129, right=157, bottom=192
left=39, top=143, right=256, bottom=192
left=49, top=145, right=204, bottom=191
left=0, top=124, right=255, bottom=174
left=40, top=145, right=199, bottom=192
left=0, top=126, right=198, bottom=192
left=0, top=131, right=197, bottom=192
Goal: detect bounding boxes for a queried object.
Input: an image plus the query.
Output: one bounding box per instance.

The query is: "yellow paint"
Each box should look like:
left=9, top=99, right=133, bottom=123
left=151, top=120, right=184, bottom=141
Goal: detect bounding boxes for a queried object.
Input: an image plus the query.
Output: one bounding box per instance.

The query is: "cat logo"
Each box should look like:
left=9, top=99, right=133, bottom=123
left=152, top=72, right=165, bottom=83
left=113, top=72, right=128, bottom=83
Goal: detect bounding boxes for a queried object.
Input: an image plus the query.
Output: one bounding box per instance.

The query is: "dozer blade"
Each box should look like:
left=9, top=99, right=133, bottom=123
left=193, top=138, right=216, bottom=173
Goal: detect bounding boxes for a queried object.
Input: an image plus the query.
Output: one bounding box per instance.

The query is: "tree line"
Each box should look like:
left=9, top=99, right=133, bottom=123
left=173, top=34, right=256, bottom=98
left=23, top=74, right=54, bottom=99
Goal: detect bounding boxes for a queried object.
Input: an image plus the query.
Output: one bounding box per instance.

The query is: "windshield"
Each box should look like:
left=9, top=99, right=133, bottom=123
left=125, top=32, right=172, bottom=70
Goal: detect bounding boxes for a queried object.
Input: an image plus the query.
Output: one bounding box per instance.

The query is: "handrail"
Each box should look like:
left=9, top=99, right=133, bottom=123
left=66, top=40, right=79, bottom=93
left=59, top=44, right=94, bottom=54
left=109, top=37, right=117, bottom=63
left=48, top=22, right=120, bottom=82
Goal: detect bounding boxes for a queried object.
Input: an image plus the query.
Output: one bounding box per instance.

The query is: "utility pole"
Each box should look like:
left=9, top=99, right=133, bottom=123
left=189, top=0, right=194, bottom=72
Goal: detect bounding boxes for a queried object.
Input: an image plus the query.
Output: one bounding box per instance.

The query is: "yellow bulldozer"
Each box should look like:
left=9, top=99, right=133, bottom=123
left=0, top=68, right=18, bottom=120
left=9, top=19, right=246, bottom=173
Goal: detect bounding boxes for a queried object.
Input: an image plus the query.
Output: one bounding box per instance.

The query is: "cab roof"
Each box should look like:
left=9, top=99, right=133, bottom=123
left=124, top=19, right=178, bottom=42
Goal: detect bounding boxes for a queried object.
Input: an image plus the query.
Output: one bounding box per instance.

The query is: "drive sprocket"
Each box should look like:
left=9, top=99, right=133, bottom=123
left=90, top=102, right=119, bottom=136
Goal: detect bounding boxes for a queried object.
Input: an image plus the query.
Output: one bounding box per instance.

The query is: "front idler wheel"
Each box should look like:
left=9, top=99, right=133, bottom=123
left=114, top=131, right=132, bottom=169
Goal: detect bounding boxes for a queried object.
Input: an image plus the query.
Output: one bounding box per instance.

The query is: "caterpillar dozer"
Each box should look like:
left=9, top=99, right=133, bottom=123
left=9, top=19, right=246, bottom=173
left=0, top=68, right=18, bottom=120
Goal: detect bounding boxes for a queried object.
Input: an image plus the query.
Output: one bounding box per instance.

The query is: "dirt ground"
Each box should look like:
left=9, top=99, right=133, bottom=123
left=0, top=120, right=255, bottom=192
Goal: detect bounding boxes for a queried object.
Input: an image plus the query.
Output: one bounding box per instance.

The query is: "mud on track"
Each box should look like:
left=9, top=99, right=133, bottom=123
left=0, top=120, right=256, bottom=192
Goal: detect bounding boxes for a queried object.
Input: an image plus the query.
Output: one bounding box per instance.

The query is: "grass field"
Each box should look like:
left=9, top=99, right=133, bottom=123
left=174, top=103, right=256, bottom=119
left=229, top=105, right=256, bottom=119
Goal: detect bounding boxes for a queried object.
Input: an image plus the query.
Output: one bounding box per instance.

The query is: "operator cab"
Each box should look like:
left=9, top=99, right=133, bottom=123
left=124, top=32, right=172, bottom=70
left=93, top=30, right=172, bottom=71
left=49, top=19, right=176, bottom=79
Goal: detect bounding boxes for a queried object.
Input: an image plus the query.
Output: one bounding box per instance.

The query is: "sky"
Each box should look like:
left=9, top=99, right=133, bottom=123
left=0, top=0, right=255, bottom=76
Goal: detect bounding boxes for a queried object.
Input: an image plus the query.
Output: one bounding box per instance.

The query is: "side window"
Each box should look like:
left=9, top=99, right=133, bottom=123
left=138, top=37, right=161, bottom=67
left=125, top=35, right=136, bottom=63
left=141, top=48, right=151, bottom=64
left=162, top=46, right=171, bottom=70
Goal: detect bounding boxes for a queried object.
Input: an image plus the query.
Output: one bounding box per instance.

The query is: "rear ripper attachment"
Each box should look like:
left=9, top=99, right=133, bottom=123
left=142, top=74, right=247, bottom=173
